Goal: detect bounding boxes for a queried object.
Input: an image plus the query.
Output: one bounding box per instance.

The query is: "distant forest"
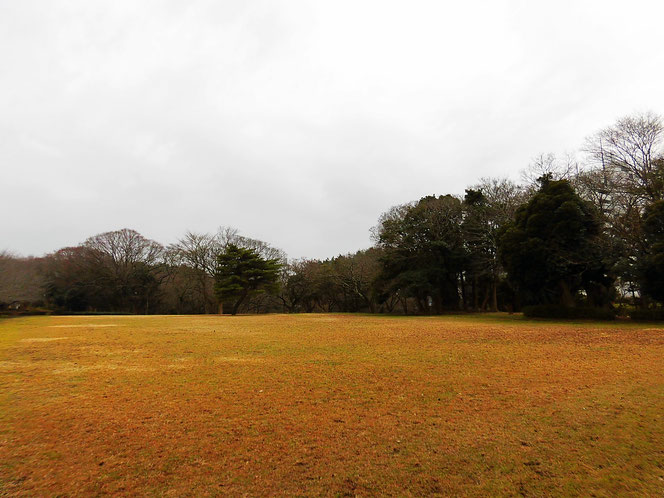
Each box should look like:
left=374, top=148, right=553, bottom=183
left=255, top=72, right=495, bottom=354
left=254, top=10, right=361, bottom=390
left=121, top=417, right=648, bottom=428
left=2, top=112, right=663, bottom=318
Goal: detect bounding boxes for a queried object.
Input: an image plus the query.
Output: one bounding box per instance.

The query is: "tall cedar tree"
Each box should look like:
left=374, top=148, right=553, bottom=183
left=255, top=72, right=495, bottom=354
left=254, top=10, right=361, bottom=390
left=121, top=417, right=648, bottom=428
left=639, top=200, right=664, bottom=303
left=462, top=188, right=500, bottom=311
left=499, top=178, right=614, bottom=307
left=376, top=195, right=465, bottom=313
left=214, top=244, right=281, bottom=315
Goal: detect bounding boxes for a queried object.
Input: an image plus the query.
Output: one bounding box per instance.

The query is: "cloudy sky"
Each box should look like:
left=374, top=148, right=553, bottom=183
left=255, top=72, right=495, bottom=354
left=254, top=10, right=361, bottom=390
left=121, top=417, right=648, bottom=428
left=2, top=0, right=664, bottom=259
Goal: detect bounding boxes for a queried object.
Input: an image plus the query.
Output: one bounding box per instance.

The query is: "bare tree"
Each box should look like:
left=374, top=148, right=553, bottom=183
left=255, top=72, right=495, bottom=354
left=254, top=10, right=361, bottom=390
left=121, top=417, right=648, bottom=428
left=0, top=251, right=44, bottom=307
left=168, top=231, right=220, bottom=313
left=83, top=229, right=167, bottom=313
left=169, top=226, right=286, bottom=314
left=215, top=226, right=286, bottom=263
left=472, top=177, right=528, bottom=226
left=580, top=112, right=664, bottom=297
left=276, top=259, right=311, bottom=312
left=84, top=229, right=164, bottom=269
left=520, top=152, right=580, bottom=190
left=332, top=249, right=381, bottom=313
left=584, top=111, right=663, bottom=203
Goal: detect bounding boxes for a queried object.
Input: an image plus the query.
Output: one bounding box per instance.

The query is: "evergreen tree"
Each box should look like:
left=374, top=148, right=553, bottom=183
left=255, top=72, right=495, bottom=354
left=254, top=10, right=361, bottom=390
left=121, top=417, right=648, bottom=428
left=639, top=200, right=664, bottom=303
left=499, top=178, right=613, bottom=306
left=375, top=195, right=465, bottom=313
left=214, top=244, right=281, bottom=315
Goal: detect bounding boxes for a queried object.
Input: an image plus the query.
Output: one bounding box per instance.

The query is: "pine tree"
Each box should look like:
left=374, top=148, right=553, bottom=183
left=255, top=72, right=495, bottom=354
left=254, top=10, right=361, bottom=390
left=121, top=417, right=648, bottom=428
left=214, top=244, right=281, bottom=315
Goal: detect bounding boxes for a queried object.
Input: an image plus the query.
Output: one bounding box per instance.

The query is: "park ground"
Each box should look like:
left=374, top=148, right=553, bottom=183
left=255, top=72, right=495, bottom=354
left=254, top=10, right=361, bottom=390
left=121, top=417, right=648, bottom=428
left=1, top=313, right=663, bottom=496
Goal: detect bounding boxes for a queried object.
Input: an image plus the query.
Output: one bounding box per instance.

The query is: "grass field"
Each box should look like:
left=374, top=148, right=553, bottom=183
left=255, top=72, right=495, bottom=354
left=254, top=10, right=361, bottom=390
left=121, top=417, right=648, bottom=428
left=1, top=314, right=663, bottom=496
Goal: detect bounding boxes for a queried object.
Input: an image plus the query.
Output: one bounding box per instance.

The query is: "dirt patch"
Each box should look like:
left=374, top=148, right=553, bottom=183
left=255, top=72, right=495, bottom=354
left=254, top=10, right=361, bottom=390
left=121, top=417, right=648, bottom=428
left=0, top=361, right=23, bottom=369
left=53, top=363, right=156, bottom=374
left=214, top=356, right=265, bottom=363
left=20, top=336, right=72, bottom=342
left=48, top=324, right=118, bottom=328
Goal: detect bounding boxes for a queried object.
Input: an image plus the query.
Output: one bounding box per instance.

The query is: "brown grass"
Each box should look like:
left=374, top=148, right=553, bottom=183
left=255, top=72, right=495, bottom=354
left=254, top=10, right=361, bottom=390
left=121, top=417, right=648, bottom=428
left=1, top=314, right=663, bottom=496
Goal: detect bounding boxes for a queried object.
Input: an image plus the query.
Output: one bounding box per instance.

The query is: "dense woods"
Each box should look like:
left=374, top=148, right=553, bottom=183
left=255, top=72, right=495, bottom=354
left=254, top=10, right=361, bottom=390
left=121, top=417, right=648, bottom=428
left=2, top=112, right=663, bottom=317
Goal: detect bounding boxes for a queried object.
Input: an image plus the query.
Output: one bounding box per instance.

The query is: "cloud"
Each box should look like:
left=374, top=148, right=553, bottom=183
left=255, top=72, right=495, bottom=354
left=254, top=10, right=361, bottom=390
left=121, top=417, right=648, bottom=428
left=2, top=0, right=664, bottom=258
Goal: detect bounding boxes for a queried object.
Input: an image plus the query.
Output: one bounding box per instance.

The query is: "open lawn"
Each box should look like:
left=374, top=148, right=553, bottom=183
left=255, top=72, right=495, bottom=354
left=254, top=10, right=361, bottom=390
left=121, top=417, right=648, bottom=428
left=1, top=314, right=663, bottom=496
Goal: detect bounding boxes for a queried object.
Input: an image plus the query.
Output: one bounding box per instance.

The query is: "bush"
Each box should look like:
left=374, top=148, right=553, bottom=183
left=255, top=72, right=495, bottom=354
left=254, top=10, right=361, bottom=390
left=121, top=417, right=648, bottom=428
left=52, top=311, right=135, bottom=316
left=0, top=307, right=51, bottom=317
left=629, top=308, right=664, bottom=321
left=522, top=305, right=616, bottom=320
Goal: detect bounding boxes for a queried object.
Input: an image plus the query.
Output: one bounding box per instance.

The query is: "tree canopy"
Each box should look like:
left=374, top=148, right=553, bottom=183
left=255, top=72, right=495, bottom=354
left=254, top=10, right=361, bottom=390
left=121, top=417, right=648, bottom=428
left=3, top=112, right=662, bottom=317
left=375, top=195, right=465, bottom=313
left=499, top=178, right=613, bottom=306
left=639, top=200, right=664, bottom=303
left=214, top=244, right=281, bottom=315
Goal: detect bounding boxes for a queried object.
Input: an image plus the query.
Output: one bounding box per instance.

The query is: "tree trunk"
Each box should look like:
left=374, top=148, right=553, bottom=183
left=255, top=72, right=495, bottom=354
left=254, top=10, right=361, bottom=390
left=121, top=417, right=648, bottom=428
left=491, top=278, right=498, bottom=312
left=416, top=297, right=426, bottom=314
left=201, top=275, right=210, bottom=313
left=218, top=301, right=224, bottom=315
left=559, top=280, right=575, bottom=307
left=232, top=291, right=249, bottom=315
left=481, top=286, right=489, bottom=311
left=433, top=294, right=443, bottom=315
left=472, top=275, right=478, bottom=311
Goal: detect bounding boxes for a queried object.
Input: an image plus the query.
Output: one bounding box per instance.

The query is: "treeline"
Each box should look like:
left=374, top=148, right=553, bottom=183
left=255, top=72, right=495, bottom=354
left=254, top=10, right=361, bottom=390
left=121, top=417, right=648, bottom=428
left=1, top=112, right=663, bottom=316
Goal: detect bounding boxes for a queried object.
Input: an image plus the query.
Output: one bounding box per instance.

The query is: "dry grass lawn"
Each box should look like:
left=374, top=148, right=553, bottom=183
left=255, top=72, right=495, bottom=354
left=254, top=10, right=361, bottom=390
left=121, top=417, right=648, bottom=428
left=1, top=314, right=663, bottom=496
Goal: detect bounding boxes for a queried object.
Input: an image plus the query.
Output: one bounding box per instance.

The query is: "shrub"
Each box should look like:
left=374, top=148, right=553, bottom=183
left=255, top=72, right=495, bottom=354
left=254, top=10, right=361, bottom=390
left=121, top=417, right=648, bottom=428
left=52, top=311, right=135, bottom=316
left=629, top=308, right=664, bottom=321
left=522, top=305, right=616, bottom=320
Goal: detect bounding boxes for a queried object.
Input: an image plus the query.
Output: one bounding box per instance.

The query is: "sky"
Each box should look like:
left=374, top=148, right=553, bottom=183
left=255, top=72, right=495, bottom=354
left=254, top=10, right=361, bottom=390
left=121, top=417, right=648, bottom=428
left=2, top=0, right=664, bottom=260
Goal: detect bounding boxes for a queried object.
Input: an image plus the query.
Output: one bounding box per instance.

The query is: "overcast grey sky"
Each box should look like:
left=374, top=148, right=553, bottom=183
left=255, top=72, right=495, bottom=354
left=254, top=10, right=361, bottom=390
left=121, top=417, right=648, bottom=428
left=2, top=0, right=664, bottom=259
